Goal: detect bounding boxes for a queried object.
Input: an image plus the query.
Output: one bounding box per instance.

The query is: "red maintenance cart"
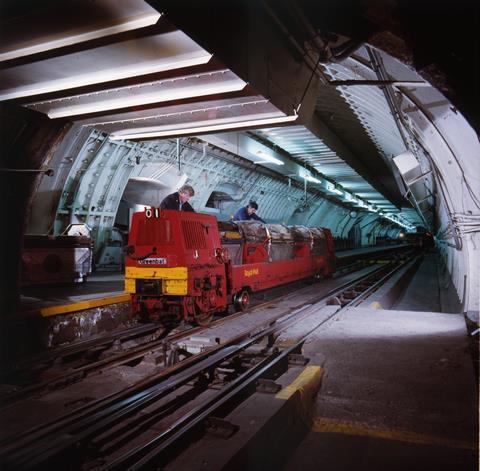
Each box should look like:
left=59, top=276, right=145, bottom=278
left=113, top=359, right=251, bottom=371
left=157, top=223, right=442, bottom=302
left=125, top=209, right=335, bottom=325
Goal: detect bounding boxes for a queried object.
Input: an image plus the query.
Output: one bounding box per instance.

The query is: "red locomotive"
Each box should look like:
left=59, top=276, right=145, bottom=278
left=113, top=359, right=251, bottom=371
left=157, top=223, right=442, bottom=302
left=125, top=209, right=335, bottom=325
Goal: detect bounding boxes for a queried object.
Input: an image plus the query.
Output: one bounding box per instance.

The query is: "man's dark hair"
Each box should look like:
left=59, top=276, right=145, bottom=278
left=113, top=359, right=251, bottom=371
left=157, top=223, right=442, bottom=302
left=179, top=184, right=195, bottom=196
left=248, top=201, right=258, bottom=210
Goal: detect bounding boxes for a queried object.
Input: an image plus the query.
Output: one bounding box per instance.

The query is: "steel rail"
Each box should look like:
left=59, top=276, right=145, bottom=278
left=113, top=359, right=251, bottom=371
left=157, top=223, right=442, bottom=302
left=0, top=256, right=384, bottom=408
left=1, top=256, right=414, bottom=468
left=343, top=255, right=423, bottom=308
left=2, top=243, right=409, bottom=406
left=3, top=322, right=159, bottom=373
left=1, top=260, right=395, bottom=453
left=8, top=296, right=334, bottom=470
left=1, top=287, right=290, bottom=408
left=109, top=256, right=421, bottom=469
left=109, top=339, right=308, bottom=470
left=0, top=324, right=198, bottom=408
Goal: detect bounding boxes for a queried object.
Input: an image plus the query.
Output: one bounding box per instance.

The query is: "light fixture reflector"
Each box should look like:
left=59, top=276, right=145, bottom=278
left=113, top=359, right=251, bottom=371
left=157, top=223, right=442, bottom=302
left=109, top=113, right=298, bottom=140
left=253, top=150, right=284, bottom=165
left=304, top=175, right=321, bottom=184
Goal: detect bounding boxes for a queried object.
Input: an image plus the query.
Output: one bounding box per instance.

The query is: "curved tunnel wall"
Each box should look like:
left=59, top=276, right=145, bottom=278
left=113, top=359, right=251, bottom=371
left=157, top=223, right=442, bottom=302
left=1, top=1, right=477, bottom=323
left=26, top=126, right=402, bottom=266
left=405, top=107, right=479, bottom=322
left=12, top=58, right=479, bottom=323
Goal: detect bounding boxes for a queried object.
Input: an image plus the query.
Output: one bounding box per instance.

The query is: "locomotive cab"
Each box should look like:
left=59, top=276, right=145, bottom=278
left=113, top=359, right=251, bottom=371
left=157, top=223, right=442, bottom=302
left=125, top=209, right=228, bottom=324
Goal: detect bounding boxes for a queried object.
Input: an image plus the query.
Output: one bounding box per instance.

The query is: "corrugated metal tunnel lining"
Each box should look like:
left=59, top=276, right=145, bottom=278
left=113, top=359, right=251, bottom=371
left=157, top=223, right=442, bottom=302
left=0, top=0, right=478, bottom=321
left=0, top=1, right=478, bottom=470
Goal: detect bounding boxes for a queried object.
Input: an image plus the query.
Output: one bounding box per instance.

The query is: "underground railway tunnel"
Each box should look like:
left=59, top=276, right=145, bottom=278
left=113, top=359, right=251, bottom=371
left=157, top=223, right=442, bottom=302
left=0, top=0, right=478, bottom=469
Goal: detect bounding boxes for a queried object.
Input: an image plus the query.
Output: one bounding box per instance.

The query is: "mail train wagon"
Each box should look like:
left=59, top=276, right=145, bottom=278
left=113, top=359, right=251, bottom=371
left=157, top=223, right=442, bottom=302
left=125, top=209, right=336, bottom=325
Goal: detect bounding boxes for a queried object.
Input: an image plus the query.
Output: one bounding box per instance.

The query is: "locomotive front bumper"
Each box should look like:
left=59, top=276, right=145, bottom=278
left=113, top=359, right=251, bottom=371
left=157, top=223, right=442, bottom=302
left=124, top=267, right=188, bottom=295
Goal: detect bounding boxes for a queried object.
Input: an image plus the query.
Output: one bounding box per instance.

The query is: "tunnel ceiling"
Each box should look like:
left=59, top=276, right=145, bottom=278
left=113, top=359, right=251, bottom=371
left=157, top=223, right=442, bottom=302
left=1, top=0, right=472, bottom=231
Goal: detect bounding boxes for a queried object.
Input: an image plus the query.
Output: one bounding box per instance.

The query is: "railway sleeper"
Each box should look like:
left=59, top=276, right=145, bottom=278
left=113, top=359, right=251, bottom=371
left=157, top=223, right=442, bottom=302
left=288, top=353, right=309, bottom=366
left=82, top=346, right=109, bottom=360
left=342, top=290, right=357, bottom=299
left=141, top=352, right=166, bottom=366
left=256, top=378, right=282, bottom=394
left=205, top=417, right=239, bottom=439
left=46, top=370, right=86, bottom=390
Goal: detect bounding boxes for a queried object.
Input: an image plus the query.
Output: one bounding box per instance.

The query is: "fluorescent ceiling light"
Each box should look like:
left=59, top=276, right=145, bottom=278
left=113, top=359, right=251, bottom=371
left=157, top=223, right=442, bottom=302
left=0, top=31, right=213, bottom=101
left=393, top=151, right=419, bottom=176
left=253, top=150, right=284, bottom=166
left=109, top=113, right=298, bottom=140
left=304, top=175, right=321, bottom=184
left=36, top=72, right=247, bottom=118
left=2, top=53, right=213, bottom=101
left=253, top=159, right=284, bottom=165
left=87, top=98, right=271, bottom=126
left=331, top=188, right=343, bottom=195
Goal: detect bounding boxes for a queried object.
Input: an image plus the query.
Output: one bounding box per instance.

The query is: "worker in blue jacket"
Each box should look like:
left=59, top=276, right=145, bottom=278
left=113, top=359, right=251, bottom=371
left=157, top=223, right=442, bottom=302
left=233, top=201, right=265, bottom=223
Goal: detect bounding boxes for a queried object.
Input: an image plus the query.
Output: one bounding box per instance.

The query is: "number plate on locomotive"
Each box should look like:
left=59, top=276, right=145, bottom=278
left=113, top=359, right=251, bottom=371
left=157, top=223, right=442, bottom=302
left=138, top=258, right=167, bottom=265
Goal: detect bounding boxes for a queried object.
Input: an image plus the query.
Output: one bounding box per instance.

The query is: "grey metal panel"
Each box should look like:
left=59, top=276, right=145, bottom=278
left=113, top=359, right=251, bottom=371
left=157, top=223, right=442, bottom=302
left=255, top=124, right=388, bottom=204
left=25, top=69, right=246, bottom=119
left=0, top=0, right=161, bottom=62
left=78, top=96, right=283, bottom=134
left=321, top=62, right=406, bottom=159
left=0, top=30, right=212, bottom=101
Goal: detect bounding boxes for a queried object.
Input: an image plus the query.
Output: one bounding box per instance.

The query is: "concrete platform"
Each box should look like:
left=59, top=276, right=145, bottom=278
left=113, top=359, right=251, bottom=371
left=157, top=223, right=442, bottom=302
left=285, top=306, right=478, bottom=470
left=1, top=273, right=130, bottom=353
left=394, top=252, right=446, bottom=312
left=167, top=356, right=326, bottom=471
left=19, top=272, right=125, bottom=315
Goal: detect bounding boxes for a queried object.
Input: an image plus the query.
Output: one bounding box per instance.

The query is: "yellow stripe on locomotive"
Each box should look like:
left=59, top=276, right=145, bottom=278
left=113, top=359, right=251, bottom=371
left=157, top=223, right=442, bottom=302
left=124, top=266, right=188, bottom=295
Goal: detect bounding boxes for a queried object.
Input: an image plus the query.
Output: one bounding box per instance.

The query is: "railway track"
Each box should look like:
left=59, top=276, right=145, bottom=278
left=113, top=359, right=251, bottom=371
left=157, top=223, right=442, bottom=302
left=0, top=259, right=381, bottom=407
left=0, top=253, right=420, bottom=469
left=0, top=282, right=311, bottom=407
left=2, top=245, right=407, bottom=399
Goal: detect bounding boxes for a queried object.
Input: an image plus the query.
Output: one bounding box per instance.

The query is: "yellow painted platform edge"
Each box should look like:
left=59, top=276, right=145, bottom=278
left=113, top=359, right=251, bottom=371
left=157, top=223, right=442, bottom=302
left=312, top=417, right=476, bottom=450
left=39, top=293, right=130, bottom=318
left=276, top=365, right=324, bottom=400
